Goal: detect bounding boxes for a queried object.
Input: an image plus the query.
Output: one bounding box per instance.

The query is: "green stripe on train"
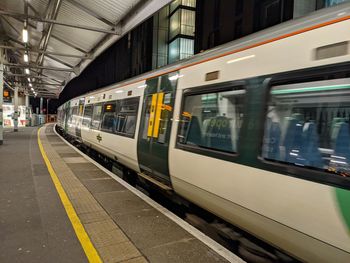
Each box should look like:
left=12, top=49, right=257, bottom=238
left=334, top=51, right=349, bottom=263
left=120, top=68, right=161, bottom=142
left=335, top=188, right=350, bottom=231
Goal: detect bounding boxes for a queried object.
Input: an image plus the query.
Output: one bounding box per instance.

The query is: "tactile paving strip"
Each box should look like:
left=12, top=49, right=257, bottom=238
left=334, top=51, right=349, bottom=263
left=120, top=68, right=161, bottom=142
left=39, top=127, right=146, bottom=263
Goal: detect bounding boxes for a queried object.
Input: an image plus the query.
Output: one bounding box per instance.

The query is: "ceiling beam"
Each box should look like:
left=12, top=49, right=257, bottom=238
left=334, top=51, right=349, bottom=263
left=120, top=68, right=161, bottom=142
left=76, top=0, right=174, bottom=75
left=4, top=62, right=75, bottom=72
left=0, top=45, right=91, bottom=59
left=64, top=0, right=115, bottom=27
left=45, top=54, right=74, bottom=68
left=0, top=16, right=21, bottom=36
left=9, top=15, right=89, bottom=54
left=27, top=2, right=41, bottom=17
left=30, top=68, right=63, bottom=84
left=4, top=72, right=63, bottom=82
left=10, top=81, right=62, bottom=86
left=37, top=0, right=62, bottom=66
left=0, top=10, right=120, bottom=35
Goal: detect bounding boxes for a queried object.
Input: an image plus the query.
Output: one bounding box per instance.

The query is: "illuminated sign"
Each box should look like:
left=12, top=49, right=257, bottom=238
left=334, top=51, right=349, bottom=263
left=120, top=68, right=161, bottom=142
left=3, top=89, right=11, bottom=103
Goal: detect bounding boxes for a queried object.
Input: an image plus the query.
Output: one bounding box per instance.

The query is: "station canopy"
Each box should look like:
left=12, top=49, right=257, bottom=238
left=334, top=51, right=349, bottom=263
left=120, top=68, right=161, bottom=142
left=0, top=0, right=172, bottom=98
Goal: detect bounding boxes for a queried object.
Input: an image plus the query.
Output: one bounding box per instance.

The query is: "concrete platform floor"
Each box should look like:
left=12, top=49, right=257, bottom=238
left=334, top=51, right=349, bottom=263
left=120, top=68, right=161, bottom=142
left=0, top=127, right=87, bottom=263
left=0, top=125, right=243, bottom=263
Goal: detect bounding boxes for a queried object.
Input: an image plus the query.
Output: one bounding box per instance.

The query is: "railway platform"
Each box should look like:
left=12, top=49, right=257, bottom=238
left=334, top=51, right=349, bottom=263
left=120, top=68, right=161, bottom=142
left=0, top=124, right=243, bottom=263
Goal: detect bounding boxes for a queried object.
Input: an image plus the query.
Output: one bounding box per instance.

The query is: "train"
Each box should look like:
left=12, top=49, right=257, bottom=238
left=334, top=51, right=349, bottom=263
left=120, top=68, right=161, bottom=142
left=57, top=4, right=350, bottom=262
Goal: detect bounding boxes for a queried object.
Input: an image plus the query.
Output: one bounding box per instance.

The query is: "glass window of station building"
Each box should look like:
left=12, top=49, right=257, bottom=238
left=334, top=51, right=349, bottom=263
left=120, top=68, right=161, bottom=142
left=152, top=0, right=350, bottom=69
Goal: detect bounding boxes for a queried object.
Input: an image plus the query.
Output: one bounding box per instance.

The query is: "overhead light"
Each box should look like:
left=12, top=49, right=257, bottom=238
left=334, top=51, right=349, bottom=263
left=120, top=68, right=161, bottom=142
left=115, top=90, right=123, bottom=93
left=24, top=53, right=29, bottom=63
left=22, top=28, right=28, bottom=43
left=29, top=83, right=32, bottom=87
left=31, top=87, right=34, bottom=91
left=25, top=68, right=30, bottom=74
left=137, top=84, right=147, bottom=89
left=27, top=77, right=31, bottom=82
left=168, top=74, right=184, bottom=81
left=227, top=54, right=255, bottom=64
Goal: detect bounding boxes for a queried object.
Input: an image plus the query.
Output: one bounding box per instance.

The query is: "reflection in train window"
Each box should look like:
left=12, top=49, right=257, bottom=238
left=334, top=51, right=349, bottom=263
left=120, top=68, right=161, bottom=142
left=69, top=106, right=78, bottom=126
left=82, top=105, right=93, bottom=127
left=91, top=104, right=103, bottom=130
left=262, top=78, right=350, bottom=179
left=101, top=102, right=117, bottom=133
left=115, top=97, right=139, bottom=137
left=178, top=87, right=245, bottom=153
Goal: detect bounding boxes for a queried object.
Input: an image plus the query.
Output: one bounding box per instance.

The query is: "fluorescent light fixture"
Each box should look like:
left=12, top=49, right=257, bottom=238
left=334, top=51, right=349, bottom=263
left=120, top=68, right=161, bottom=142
left=25, top=68, right=30, bottom=74
left=22, top=28, right=28, bottom=43
left=115, top=90, right=123, bottom=93
left=27, top=77, right=31, bottom=82
left=31, top=87, right=34, bottom=91
left=227, top=54, right=255, bottom=64
left=168, top=74, right=184, bottom=81
left=137, top=84, right=147, bottom=89
left=89, top=96, right=95, bottom=99
left=24, top=53, right=29, bottom=62
left=271, top=84, right=350, bottom=95
left=29, top=83, right=32, bottom=87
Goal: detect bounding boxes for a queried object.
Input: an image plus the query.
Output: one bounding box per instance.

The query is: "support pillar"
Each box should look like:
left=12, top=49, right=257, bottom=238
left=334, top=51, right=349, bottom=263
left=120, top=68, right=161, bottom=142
left=0, top=49, right=4, bottom=145
left=40, top=97, right=43, bottom=115
left=13, top=86, right=18, bottom=132
left=46, top=98, right=49, bottom=123
left=25, top=95, right=30, bottom=126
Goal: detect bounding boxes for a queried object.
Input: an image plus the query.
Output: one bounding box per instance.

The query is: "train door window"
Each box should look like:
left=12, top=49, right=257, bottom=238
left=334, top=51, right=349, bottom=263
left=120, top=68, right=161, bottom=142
left=141, top=95, right=153, bottom=139
left=101, top=102, right=117, bottom=133
left=91, top=104, right=103, bottom=130
left=68, top=107, right=74, bottom=124
left=71, top=106, right=78, bottom=125
left=115, top=97, right=139, bottom=137
left=82, top=105, right=93, bottom=127
left=262, top=78, right=350, bottom=180
left=178, top=86, right=245, bottom=153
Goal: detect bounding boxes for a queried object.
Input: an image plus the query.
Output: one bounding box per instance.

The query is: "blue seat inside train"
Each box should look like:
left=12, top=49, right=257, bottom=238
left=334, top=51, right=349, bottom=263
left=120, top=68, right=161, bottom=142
left=282, top=117, right=304, bottom=164
left=302, top=122, right=323, bottom=168
left=333, top=122, right=350, bottom=162
left=264, top=120, right=281, bottom=160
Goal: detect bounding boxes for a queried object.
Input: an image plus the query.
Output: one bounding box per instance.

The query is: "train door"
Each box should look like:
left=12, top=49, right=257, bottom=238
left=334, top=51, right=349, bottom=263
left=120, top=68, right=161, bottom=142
left=75, top=98, right=84, bottom=138
left=64, top=101, right=70, bottom=132
left=137, top=72, right=179, bottom=182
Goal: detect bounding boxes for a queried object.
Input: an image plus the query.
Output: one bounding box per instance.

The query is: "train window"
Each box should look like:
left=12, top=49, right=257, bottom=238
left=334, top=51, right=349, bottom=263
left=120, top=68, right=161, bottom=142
left=101, top=102, right=117, bottom=133
left=91, top=104, right=103, bottom=130
left=262, top=78, right=350, bottom=179
left=71, top=106, right=78, bottom=125
left=115, top=97, right=139, bottom=137
left=178, top=87, right=245, bottom=153
left=82, top=105, right=93, bottom=127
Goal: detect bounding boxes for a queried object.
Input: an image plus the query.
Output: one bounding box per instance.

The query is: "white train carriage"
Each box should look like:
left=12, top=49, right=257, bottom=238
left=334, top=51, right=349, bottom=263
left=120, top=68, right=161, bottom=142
left=58, top=4, right=350, bottom=262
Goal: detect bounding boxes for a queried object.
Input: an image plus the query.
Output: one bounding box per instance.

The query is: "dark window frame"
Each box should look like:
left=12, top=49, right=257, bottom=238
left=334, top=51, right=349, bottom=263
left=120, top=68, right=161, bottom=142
left=114, top=97, right=140, bottom=139
left=100, top=101, right=117, bottom=134
left=258, top=62, right=350, bottom=190
left=90, top=103, right=103, bottom=130
left=176, top=80, right=246, bottom=162
left=82, top=104, right=93, bottom=127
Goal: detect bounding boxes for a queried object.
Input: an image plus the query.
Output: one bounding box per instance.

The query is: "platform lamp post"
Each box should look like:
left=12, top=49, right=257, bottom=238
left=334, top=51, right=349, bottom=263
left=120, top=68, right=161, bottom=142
left=13, top=86, right=18, bottom=132
left=0, top=48, right=3, bottom=144
left=46, top=98, right=49, bottom=123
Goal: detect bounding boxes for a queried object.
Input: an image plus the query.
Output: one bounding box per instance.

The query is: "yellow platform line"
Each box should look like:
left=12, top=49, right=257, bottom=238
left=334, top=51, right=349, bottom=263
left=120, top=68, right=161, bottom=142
left=37, top=127, right=102, bottom=263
